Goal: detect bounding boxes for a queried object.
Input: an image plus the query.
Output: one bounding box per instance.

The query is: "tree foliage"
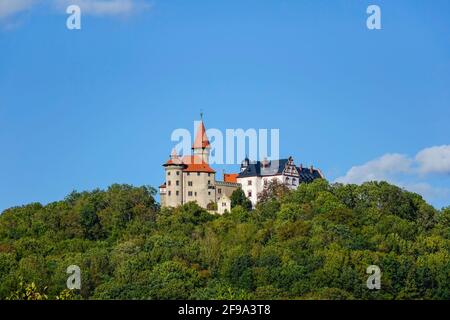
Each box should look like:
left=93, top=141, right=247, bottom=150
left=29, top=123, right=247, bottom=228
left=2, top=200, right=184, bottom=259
left=0, top=181, right=449, bottom=300
left=230, top=188, right=252, bottom=211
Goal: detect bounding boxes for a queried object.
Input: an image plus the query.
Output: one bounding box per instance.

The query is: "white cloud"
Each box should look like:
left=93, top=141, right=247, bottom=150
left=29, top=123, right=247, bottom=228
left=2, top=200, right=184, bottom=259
left=335, top=145, right=450, bottom=207
left=334, top=153, right=412, bottom=185
left=402, top=182, right=450, bottom=200
left=55, top=0, right=150, bottom=16
left=415, top=145, right=450, bottom=175
left=0, top=0, right=150, bottom=22
left=0, top=0, right=37, bottom=19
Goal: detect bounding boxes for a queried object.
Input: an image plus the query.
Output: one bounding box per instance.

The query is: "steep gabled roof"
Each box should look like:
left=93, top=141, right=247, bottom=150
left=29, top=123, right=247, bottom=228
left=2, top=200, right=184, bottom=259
left=237, top=158, right=323, bottom=182
left=297, top=167, right=323, bottom=182
left=192, top=121, right=210, bottom=149
left=238, top=159, right=289, bottom=178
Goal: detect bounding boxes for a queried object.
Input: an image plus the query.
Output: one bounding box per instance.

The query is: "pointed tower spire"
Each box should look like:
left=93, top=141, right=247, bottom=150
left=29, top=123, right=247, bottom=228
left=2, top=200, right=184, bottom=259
left=192, top=116, right=211, bottom=163
left=170, top=148, right=178, bottom=159
left=192, top=119, right=211, bottom=150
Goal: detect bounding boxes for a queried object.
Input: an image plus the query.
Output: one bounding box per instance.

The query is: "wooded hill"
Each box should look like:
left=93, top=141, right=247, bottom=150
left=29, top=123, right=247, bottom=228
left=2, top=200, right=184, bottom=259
left=0, top=180, right=449, bottom=300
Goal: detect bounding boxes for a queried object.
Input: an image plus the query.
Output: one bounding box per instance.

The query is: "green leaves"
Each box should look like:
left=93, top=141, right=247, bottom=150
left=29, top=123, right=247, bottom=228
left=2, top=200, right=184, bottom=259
left=0, top=181, right=449, bottom=300
left=230, top=188, right=253, bottom=211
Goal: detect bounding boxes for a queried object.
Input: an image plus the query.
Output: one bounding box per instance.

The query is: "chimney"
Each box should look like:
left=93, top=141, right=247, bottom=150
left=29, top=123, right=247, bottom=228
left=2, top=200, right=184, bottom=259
left=310, top=165, right=314, bottom=174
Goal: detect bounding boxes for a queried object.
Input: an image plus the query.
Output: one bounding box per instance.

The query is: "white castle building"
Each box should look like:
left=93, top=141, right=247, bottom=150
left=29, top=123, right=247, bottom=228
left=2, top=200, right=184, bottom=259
left=237, top=157, right=324, bottom=206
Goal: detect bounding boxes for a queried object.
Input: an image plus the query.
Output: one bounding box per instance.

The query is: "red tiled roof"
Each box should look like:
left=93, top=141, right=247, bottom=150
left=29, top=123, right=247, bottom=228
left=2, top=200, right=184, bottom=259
left=192, top=121, right=210, bottom=149
left=181, top=155, right=215, bottom=173
left=224, top=173, right=238, bottom=183
left=163, top=155, right=215, bottom=173
left=164, top=148, right=183, bottom=165
left=183, top=163, right=215, bottom=173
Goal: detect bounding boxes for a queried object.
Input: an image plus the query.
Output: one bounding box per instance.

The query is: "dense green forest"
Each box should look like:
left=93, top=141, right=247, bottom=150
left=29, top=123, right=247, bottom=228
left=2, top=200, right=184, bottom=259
left=0, top=180, right=449, bottom=300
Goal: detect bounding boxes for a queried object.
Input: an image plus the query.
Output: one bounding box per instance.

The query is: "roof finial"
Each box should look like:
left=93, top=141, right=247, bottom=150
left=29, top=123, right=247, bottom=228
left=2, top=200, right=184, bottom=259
left=200, top=109, right=203, bottom=121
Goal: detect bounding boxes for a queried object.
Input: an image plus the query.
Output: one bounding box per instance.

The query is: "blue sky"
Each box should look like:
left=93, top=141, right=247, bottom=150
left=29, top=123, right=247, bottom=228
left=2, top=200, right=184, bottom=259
left=1, top=0, right=449, bottom=211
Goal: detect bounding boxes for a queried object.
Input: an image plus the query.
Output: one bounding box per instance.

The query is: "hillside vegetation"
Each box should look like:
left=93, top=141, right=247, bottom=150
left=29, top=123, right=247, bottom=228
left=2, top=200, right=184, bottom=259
left=0, top=180, right=449, bottom=300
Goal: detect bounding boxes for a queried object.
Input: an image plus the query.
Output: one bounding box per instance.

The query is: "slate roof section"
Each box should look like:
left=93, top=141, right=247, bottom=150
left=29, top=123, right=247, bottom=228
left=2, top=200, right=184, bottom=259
left=238, top=158, right=323, bottom=183
left=297, top=167, right=322, bottom=182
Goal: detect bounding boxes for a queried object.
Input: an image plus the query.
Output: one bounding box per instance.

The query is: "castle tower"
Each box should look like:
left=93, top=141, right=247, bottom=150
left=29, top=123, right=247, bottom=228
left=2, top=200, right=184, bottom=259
left=192, top=116, right=211, bottom=164
left=163, top=149, right=184, bottom=207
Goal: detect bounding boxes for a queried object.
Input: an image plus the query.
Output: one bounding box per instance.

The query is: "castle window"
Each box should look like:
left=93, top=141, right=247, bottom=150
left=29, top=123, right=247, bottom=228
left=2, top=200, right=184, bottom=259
left=208, top=173, right=211, bottom=177
left=194, top=192, right=197, bottom=196
left=292, top=178, right=297, bottom=185
left=167, top=172, right=171, bottom=176
left=222, top=202, right=226, bottom=207
left=188, top=191, right=193, bottom=196
left=187, top=172, right=190, bottom=176
left=247, top=180, right=252, bottom=186
left=168, top=191, right=171, bottom=196
left=264, top=179, right=268, bottom=186
left=208, top=191, right=211, bottom=196
left=176, top=191, right=179, bottom=196
left=197, top=172, right=200, bottom=176
left=176, top=180, right=180, bottom=186
left=168, top=181, right=171, bottom=186
left=218, top=188, right=222, bottom=194
left=286, top=177, right=290, bottom=184
left=188, top=181, right=193, bottom=187
left=208, top=180, right=211, bottom=185
left=248, top=191, right=252, bottom=197
left=176, top=171, right=180, bottom=176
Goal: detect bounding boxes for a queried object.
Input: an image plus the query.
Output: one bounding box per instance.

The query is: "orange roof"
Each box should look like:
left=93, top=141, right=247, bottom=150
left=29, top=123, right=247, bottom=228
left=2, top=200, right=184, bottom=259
left=192, top=121, right=210, bottom=149
left=164, top=155, right=215, bottom=173
left=164, top=148, right=183, bottom=165
left=181, top=155, right=215, bottom=173
left=164, top=158, right=180, bottom=165
left=183, top=163, right=215, bottom=173
left=224, top=173, right=238, bottom=183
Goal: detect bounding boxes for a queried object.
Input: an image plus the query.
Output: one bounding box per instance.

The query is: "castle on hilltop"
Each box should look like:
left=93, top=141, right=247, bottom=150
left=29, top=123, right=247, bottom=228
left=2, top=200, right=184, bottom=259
left=159, top=118, right=324, bottom=213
